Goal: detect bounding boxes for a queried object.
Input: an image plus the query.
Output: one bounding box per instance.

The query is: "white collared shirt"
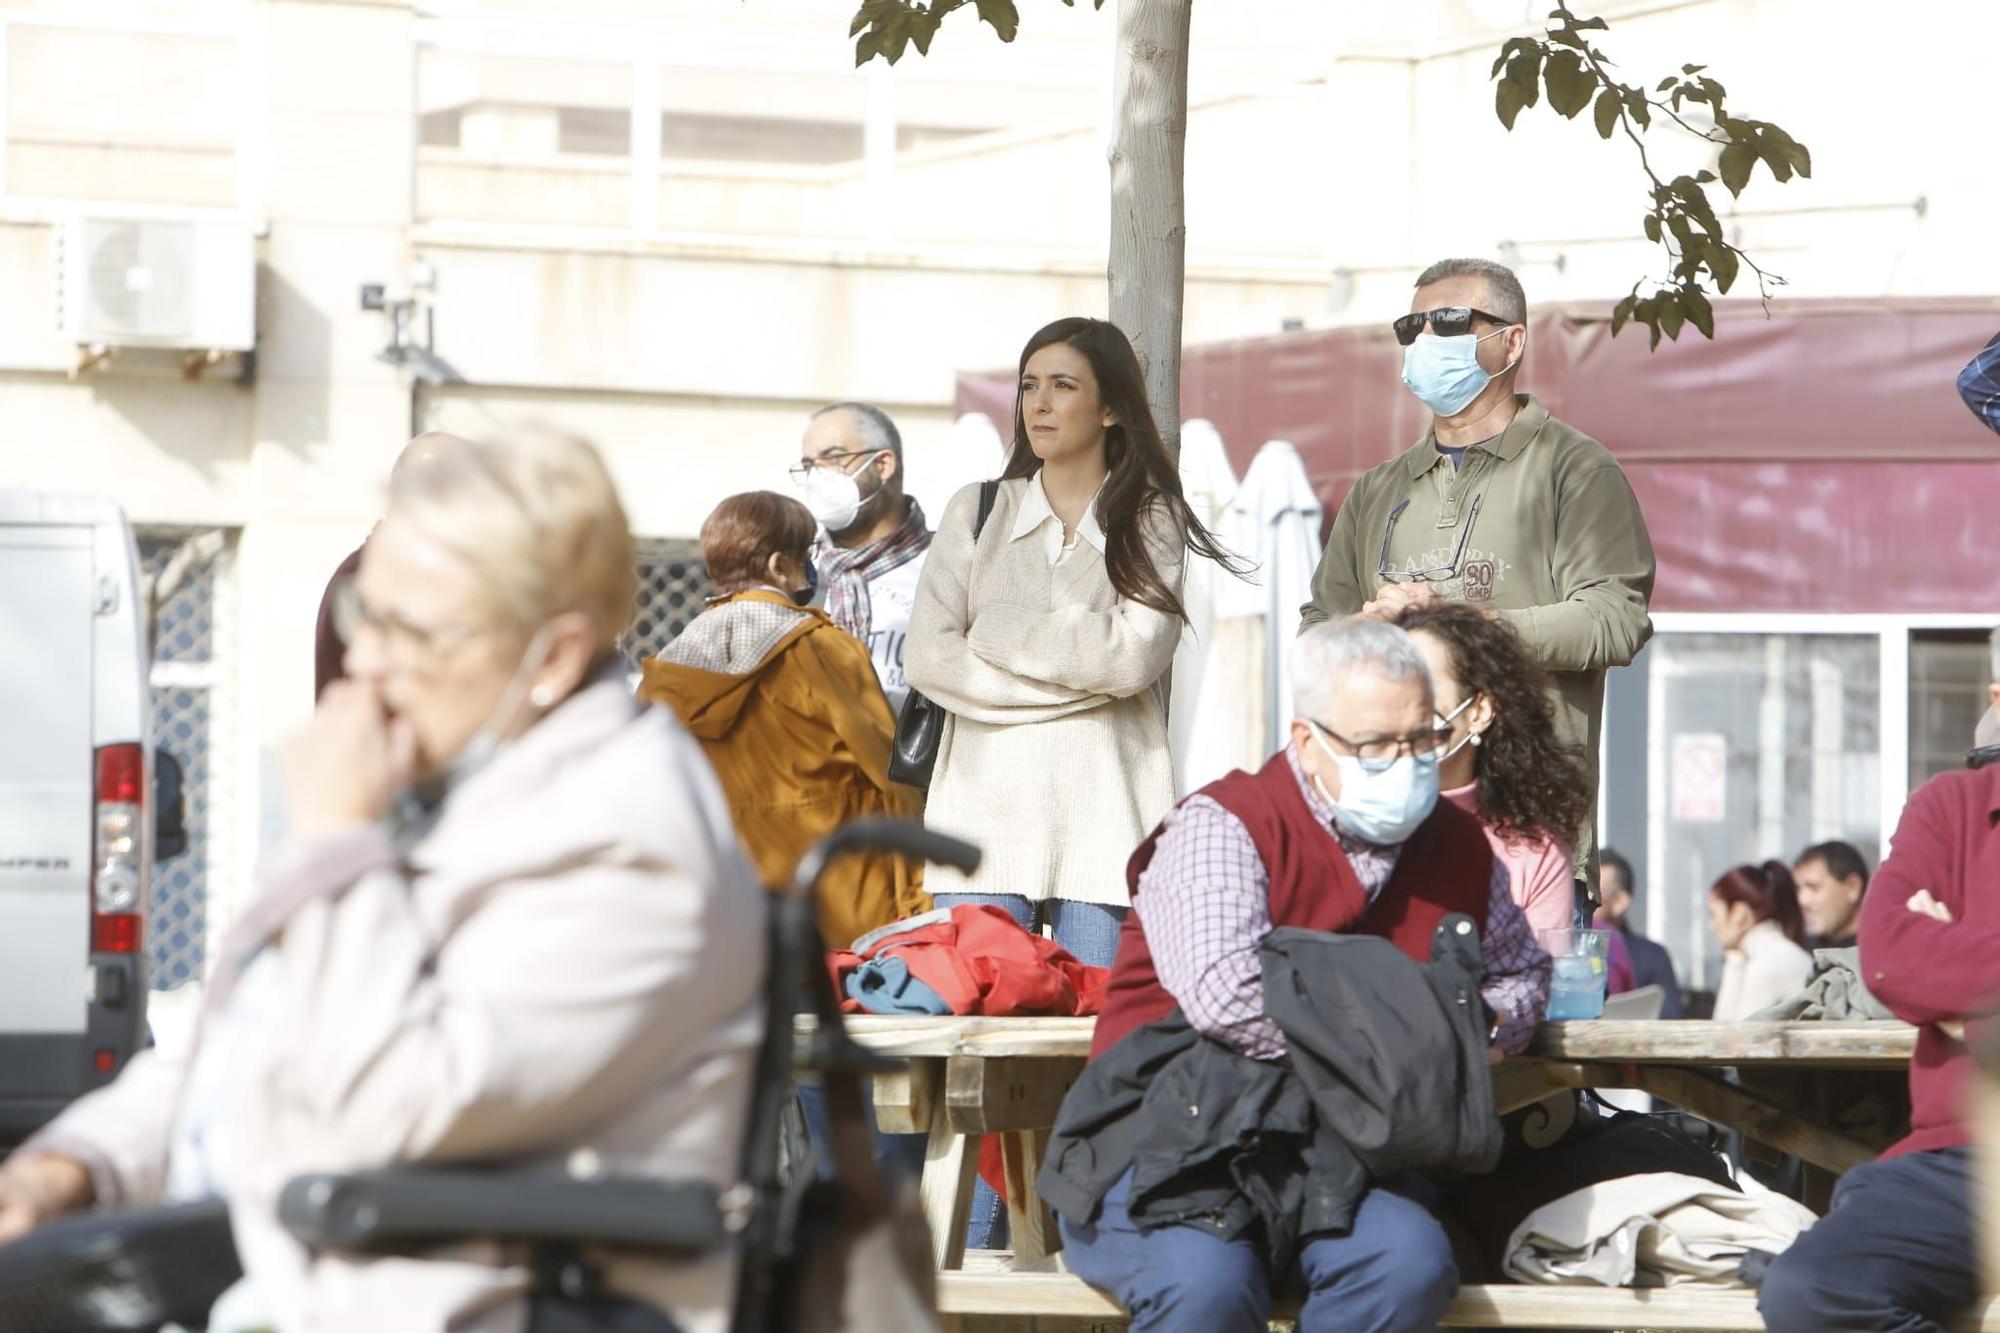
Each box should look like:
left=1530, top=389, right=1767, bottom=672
left=1009, top=471, right=1108, bottom=566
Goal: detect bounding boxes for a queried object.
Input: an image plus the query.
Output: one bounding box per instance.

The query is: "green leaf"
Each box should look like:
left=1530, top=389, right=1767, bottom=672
left=1593, top=88, right=1621, bottom=138
left=1698, top=76, right=1727, bottom=106
left=1681, top=63, right=1707, bottom=75
left=1505, top=48, right=1544, bottom=95
left=1657, top=293, right=1685, bottom=340
left=1544, top=50, right=1594, bottom=118
left=1718, top=140, right=1757, bottom=196
left=1610, top=295, right=1637, bottom=336
left=1624, top=90, right=1651, bottom=128
left=1572, top=14, right=1609, bottom=30
left=1789, top=141, right=1813, bottom=178
left=1643, top=213, right=1662, bottom=243
left=1694, top=169, right=1716, bottom=184
left=973, top=0, right=1020, bottom=41
left=1755, top=130, right=1794, bottom=183
left=1490, top=36, right=1537, bottom=79
left=1707, top=242, right=1739, bottom=294
left=1682, top=286, right=1715, bottom=339
left=1657, top=76, right=1678, bottom=92
left=1496, top=76, right=1530, bottom=130
left=1666, top=211, right=1696, bottom=254
left=912, top=6, right=948, bottom=55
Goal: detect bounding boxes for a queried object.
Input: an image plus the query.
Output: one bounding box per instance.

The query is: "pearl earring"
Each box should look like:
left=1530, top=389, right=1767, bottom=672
left=530, top=684, right=556, bottom=709
left=1469, top=733, right=1483, bottom=747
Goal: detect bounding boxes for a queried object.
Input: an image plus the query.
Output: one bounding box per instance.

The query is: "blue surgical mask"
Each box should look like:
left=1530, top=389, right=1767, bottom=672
left=1401, top=328, right=1515, bottom=418
left=1308, top=722, right=1441, bottom=846
left=792, top=560, right=820, bottom=607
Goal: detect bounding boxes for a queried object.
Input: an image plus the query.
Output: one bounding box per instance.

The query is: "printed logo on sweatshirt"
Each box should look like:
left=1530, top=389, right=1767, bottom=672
left=1388, top=545, right=1512, bottom=604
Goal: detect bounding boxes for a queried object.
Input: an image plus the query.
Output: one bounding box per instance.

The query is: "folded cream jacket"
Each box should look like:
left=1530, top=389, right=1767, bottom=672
left=27, top=676, right=768, bottom=1333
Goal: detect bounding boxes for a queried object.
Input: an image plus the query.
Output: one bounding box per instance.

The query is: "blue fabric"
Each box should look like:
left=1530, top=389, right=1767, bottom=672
left=1957, top=332, right=2000, bottom=436
left=1759, top=1147, right=1976, bottom=1333
left=845, top=956, right=952, bottom=1016
left=1059, top=1167, right=1457, bottom=1333
left=928, top=891, right=1128, bottom=1250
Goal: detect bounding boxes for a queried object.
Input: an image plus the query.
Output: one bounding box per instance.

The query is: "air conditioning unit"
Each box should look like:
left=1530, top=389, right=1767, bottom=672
left=56, top=216, right=256, bottom=352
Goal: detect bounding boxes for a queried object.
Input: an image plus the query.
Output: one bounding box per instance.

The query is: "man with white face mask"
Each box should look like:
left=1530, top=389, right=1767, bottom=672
left=1059, top=619, right=1550, bottom=1332
left=795, top=402, right=932, bottom=712
left=1300, top=257, right=1656, bottom=903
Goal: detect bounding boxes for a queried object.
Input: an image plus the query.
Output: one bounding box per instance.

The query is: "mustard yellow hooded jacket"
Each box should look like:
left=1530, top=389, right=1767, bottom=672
left=640, top=589, right=929, bottom=949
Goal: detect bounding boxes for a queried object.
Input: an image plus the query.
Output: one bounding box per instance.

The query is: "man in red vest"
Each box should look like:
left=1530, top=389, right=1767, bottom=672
left=1060, top=619, right=1550, bottom=1332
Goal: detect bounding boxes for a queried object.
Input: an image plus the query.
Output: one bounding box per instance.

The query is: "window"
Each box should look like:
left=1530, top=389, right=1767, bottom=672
left=1909, top=630, right=1992, bottom=789
left=1633, top=634, right=1880, bottom=992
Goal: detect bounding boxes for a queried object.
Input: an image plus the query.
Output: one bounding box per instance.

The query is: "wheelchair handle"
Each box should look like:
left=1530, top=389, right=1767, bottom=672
left=789, top=817, right=980, bottom=891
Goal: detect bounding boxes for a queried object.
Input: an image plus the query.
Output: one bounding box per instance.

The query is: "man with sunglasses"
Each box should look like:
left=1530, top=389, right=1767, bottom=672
left=1300, top=257, right=1655, bottom=901
left=794, top=401, right=932, bottom=712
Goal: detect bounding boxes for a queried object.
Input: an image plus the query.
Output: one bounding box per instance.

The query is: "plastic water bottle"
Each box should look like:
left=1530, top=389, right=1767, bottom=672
left=1546, top=953, right=1606, bottom=1021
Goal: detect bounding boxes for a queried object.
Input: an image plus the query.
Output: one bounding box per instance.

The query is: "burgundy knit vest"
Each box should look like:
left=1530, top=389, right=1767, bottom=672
left=1092, top=751, right=1495, bottom=1060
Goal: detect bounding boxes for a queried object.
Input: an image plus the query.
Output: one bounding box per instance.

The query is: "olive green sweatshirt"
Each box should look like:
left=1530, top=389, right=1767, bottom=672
left=1299, top=395, right=1656, bottom=884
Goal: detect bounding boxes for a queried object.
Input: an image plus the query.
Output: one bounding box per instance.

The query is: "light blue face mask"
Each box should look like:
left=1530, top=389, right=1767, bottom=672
left=1308, top=722, right=1441, bottom=846
left=1401, top=328, right=1517, bottom=418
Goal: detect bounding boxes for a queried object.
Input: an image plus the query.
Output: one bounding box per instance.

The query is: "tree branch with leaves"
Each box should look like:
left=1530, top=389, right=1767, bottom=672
left=1493, top=4, right=1811, bottom=346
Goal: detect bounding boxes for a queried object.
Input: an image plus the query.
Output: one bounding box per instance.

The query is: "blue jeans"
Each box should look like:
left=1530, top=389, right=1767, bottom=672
left=1759, top=1147, right=1976, bottom=1333
left=1059, top=1168, right=1458, bottom=1333
left=795, top=1081, right=928, bottom=1184
left=929, top=891, right=1127, bottom=1250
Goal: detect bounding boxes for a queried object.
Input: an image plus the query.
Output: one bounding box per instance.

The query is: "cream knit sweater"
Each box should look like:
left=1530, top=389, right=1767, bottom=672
left=904, top=476, right=1184, bottom=906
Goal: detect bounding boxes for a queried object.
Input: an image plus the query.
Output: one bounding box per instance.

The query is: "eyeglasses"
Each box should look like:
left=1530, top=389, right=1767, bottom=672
left=1376, top=494, right=1485, bottom=584
left=1434, top=694, right=1477, bottom=732
left=787, top=448, right=887, bottom=484
left=1391, top=307, right=1514, bottom=346
left=1308, top=717, right=1449, bottom=771
left=330, top=578, right=493, bottom=669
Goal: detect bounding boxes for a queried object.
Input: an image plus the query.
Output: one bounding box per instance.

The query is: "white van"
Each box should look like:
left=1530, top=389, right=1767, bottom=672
left=0, top=491, right=184, bottom=1142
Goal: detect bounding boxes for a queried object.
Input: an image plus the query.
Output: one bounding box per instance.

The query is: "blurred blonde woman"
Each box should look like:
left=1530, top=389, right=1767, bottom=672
left=0, top=429, right=767, bottom=1333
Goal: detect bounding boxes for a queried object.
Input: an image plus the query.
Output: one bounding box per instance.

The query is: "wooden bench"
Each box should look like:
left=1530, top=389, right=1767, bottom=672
left=936, top=1269, right=2000, bottom=1331
left=824, top=1017, right=1934, bottom=1328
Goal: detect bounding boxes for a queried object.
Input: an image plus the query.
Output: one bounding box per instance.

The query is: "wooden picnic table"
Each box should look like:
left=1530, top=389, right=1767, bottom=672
left=818, top=1015, right=1918, bottom=1278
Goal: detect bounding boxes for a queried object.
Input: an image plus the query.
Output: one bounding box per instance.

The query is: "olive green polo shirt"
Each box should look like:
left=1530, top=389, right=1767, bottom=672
left=1300, top=395, right=1657, bottom=883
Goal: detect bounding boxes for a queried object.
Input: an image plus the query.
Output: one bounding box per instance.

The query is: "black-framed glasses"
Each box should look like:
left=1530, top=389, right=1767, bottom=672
left=1376, top=493, right=1485, bottom=584
left=1307, top=717, right=1449, bottom=772
left=1391, top=307, right=1512, bottom=346
left=787, top=447, right=887, bottom=484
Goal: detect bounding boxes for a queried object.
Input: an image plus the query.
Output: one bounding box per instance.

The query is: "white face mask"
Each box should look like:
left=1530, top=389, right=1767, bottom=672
left=801, top=450, right=889, bottom=532
left=1306, top=721, right=1441, bottom=847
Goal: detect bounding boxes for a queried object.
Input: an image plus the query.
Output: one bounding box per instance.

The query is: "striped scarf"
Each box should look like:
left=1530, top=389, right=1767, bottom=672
left=819, top=498, right=932, bottom=642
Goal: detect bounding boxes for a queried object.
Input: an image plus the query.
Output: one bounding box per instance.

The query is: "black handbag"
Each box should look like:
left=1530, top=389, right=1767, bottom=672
left=889, top=479, right=998, bottom=790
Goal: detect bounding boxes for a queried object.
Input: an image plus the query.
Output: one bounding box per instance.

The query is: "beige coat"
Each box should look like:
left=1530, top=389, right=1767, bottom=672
left=904, top=476, right=1183, bottom=907
left=25, top=676, right=768, bottom=1333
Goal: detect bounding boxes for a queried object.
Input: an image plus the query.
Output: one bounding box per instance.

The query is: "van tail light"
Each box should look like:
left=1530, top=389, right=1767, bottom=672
left=92, top=744, right=144, bottom=955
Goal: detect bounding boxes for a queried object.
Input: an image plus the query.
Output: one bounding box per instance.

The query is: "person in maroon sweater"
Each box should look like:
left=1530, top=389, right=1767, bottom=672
left=1760, top=656, right=2000, bottom=1332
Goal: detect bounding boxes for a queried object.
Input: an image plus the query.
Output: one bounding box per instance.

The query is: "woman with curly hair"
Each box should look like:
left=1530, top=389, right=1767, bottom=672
left=1396, top=603, right=1633, bottom=989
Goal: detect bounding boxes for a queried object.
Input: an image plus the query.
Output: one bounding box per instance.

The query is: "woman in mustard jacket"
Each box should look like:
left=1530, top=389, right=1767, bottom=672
left=642, top=490, right=930, bottom=949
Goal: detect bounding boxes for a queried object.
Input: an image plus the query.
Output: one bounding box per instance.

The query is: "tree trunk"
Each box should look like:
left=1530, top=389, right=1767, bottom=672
left=1109, top=0, right=1191, bottom=460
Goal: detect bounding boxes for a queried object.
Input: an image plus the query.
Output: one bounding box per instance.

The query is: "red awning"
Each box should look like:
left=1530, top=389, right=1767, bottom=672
left=956, top=298, right=2000, bottom=614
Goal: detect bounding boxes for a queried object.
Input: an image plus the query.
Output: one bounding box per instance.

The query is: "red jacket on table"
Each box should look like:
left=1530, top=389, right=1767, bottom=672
left=1858, top=763, right=2000, bottom=1159
left=828, top=903, right=1108, bottom=1017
